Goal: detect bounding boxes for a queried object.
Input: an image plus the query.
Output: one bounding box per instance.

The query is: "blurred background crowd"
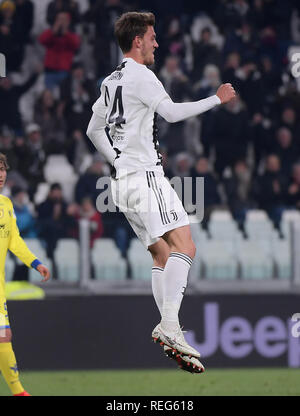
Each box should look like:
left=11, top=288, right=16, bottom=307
left=1, top=0, right=300, bottom=269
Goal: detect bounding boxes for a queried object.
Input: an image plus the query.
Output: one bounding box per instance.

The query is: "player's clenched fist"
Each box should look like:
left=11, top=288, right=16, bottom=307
left=216, top=83, right=236, bottom=104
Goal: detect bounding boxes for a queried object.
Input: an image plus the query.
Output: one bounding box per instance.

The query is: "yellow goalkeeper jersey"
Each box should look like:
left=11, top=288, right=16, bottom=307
left=0, top=194, right=38, bottom=297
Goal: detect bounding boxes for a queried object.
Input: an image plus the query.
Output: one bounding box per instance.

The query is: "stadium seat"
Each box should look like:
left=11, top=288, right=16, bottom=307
left=272, top=239, right=291, bottom=279
left=245, top=209, right=269, bottom=222
left=33, top=182, right=50, bottom=205
left=280, top=210, right=300, bottom=238
left=54, top=238, right=79, bottom=282
left=43, top=155, right=78, bottom=202
left=23, top=238, right=52, bottom=282
left=92, top=238, right=127, bottom=280
left=207, top=213, right=243, bottom=259
left=127, top=238, right=153, bottom=280
left=209, top=210, right=233, bottom=222
left=236, top=240, right=273, bottom=279
left=244, top=209, right=278, bottom=241
left=198, top=240, right=238, bottom=279
left=190, top=221, right=208, bottom=243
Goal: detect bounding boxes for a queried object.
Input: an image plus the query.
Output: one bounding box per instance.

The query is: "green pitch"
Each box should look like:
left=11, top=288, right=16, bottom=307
left=1, top=368, right=300, bottom=396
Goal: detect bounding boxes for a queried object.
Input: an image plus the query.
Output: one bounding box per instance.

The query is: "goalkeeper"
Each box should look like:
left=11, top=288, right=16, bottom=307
left=0, top=153, right=50, bottom=396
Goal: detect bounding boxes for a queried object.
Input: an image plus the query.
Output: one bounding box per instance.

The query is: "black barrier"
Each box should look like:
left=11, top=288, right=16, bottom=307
left=6, top=294, right=300, bottom=370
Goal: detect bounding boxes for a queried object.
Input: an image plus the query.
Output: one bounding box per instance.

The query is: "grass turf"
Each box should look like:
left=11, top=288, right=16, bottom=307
left=1, top=368, right=300, bottom=396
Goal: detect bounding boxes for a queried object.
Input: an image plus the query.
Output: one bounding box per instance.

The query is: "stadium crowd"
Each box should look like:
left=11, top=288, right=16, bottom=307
left=1, top=0, right=300, bottom=268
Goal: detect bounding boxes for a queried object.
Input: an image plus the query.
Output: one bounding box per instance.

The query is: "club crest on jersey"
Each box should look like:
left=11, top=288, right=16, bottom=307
left=0, top=209, right=3, bottom=219
left=170, top=210, right=178, bottom=222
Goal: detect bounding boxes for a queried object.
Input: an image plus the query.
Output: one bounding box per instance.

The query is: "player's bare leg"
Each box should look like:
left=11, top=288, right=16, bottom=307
left=149, top=228, right=204, bottom=373
left=0, top=327, right=30, bottom=396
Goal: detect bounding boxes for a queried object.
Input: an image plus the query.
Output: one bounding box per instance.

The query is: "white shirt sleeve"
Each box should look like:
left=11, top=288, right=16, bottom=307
left=156, top=95, right=221, bottom=123
left=87, top=82, right=117, bottom=166
left=136, top=68, right=170, bottom=111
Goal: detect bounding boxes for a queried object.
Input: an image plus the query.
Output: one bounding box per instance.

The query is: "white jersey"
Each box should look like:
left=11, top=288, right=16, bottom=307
left=92, top=57, right=170, bottom=179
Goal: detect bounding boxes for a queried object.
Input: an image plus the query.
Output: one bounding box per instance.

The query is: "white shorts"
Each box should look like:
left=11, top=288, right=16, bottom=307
left=111, top=170, right=189, bottom=248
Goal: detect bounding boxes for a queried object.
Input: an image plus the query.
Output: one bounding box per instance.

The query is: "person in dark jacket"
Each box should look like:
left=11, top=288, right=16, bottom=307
left=0, top=0, right=33, bottom=71
left=286, top=163, right=300, bottom=209
left=191, top=156, right=222, bottom=226
left=37, top=183, right=69, bottom=259
left=60, top=62, right=96, bottom=134
left=254, top=154, right=288, bottom=227
left=223, top=159, right=255, bottom=225
left=0, top=70, right=40, bottom=134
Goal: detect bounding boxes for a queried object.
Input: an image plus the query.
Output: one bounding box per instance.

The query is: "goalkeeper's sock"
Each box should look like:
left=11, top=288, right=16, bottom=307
left=0, top=342, right=24, bottom=395
left=152, top=266, right=164, bottom=315
left=161, top=252, right=192, bottom=335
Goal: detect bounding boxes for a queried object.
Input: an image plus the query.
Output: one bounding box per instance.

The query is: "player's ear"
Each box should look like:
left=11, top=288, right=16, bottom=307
left=134, top=35, right=143, bottom=49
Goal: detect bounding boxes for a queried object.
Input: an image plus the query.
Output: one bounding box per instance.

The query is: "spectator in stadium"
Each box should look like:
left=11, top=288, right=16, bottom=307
left=249, top=112, right=273, bottom=168
left=60, top=62, right=96, bottom=134
left=34, top=89, right=66, bottom=155
left=84, top=0, right=125, bottom=78
left=193, top=64, right=221, bottom=101
left=156, top=16, right=187, bottom=71
left=278, top=106, right=300, bottom=150
left=46, top=0, right=80, bottom=28
left=171, top=152, right=192, bottom=179
left=205, top=94, right=249, bottom=177
left=39, top=11, right=80, bottom=90
left=194, top=64, right=223, bottom=158
left=74, top=153, right=107, bottom=205
left=73, top=196, right=104, bottom=248
left=0, top=130, right=18, bottom=170
left=271, top=127, right=298, bottom=178
left=16, top=123, right=46, bottom=199
left=254, top=154, right=288, bottom=227
left=159, top=55, right=191, bottom=156
left=286, top=163, right=300, bottom=209
left=0, top=0, right=25, bottom=71
left=190, top=156, right=222, bottom=225
left=246, top=0, right=265, bottom=31
left=0, top=69, right=41, bottom=134
left=191, top=27, right=221, bottom=82
left=223, top=159, right=255, bottom=225
left=66, top=128, right=91, bottom=174
left=36, top=182, right=69, bottom=259
left=260, top=55, right=282, bottom=109
left=223, top=20, right=259, bottom=63
left=13, top=0, right=34, bottom=44
left=222, top=51, right=242, bottom=89
left=11, top=185, right=37, bottom=238
left=236, top=59, right=264, bottom=116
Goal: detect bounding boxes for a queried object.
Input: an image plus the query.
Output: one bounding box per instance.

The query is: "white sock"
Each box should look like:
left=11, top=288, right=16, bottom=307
left=161, top=252, right=193, bottom=334
left=152, top=267, right=164, bottom=316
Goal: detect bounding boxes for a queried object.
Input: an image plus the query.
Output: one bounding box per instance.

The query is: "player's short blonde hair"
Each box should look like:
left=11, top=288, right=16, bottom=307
left=114, top=11, right=155, bottom=53
left=0, top=153, right=9, bottom=169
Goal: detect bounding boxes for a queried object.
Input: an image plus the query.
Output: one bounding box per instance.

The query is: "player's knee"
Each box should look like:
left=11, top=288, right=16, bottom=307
left=186, top=240, right=196, bottom=259
left=150, top=250, right=169, bottom=268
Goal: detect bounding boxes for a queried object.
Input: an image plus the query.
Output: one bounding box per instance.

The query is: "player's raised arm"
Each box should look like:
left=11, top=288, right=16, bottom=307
left=156, top=83, right=236, bottom=123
